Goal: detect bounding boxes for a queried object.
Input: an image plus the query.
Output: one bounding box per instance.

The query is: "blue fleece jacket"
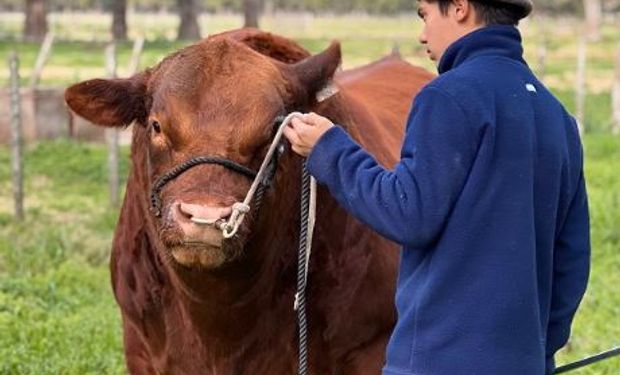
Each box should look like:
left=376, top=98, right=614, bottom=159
left=306, top=25, right=590, bottom=375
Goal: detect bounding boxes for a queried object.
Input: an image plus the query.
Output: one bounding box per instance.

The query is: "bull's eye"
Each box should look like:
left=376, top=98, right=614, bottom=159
left=151, top=121, right=162, bottom=134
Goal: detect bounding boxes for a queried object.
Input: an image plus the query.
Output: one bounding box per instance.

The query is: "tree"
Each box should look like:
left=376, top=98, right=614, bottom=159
left=244, top=0, right=260, bottom=28
left=584, top=0, right=602, bottom=41
left=24, top=0, right=48, bottom=42
left=112, top=0, right=128, bottom=41
left=177, top=0, right=201, bottom=40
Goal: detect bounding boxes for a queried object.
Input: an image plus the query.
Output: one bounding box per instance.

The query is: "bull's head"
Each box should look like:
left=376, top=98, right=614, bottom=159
left=65, top=35, right=341, bottom=270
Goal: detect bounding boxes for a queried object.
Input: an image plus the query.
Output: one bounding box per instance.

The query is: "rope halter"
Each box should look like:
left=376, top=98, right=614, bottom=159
left=149, top=112, right=303, bottom=239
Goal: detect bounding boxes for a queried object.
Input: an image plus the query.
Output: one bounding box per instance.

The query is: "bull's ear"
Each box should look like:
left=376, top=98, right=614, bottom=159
left=289, top=41, right=341, bottom=102
left=65, top=72, right=149, bottom=127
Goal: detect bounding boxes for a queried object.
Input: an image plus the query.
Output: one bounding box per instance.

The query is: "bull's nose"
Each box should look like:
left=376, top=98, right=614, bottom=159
left=172, top=202, right=233, bottom=246
left=177, top=202, right=233, bottom=225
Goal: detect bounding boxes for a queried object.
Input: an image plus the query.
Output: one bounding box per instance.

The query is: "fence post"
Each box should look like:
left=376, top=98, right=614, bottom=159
left=612, top=43, right=620, bottom=135
left=536, top=19, right=547, bottom=81
left=105, top=43, right=120, bottom=208
left=128, top=36, right=145, bottom=76
left=575, top=37, right=587, bottom=135
left=29, top=31, right=54, bottom=89
left=9, top=52, right=24, bottom=221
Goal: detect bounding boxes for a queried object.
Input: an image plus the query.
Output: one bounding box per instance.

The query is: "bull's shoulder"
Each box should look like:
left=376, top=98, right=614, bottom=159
left=328, top=57, right=433, bottom=168
left=337, top=54, right=433, bottom=89
left=311, top=202, right=399, bottom=356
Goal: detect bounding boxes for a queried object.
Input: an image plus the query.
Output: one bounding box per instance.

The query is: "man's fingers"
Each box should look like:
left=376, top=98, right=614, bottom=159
left=291, top=145, right=311, bottom=157
left=292, top=117, right=314, bottom=130
left=303, top=112, right=333, bottom=129
left=305, top=112, right=320, bottom=121
left=283, top=126, right=302, bottom=145
left=290, top=117, right=304, bottom=128
left=290, top=119, right=312, bottom=139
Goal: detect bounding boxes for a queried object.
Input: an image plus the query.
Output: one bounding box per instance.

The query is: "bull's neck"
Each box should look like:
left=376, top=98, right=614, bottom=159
left=170, top=225, right=296, bottom=309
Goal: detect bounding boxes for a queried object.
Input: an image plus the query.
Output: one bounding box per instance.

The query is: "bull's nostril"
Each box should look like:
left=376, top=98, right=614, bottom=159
left=177, top=203, right=194, bottom=220
left=177, top=202, right=234, bottom=226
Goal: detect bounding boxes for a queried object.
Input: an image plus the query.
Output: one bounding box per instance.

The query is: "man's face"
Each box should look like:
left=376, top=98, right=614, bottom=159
left=417, top=0, right=464, bottom=63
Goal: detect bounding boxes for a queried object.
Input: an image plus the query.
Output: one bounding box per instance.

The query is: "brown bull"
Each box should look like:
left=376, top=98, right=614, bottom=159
left=65, top=29, right=433, bottom=374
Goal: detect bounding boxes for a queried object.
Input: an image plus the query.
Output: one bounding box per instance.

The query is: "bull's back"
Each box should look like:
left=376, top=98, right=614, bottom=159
left=335, top=56, right=434, bottom=168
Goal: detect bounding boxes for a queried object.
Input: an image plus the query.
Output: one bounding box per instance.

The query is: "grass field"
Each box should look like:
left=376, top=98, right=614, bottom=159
left=0, top=11, right=619, bottom=375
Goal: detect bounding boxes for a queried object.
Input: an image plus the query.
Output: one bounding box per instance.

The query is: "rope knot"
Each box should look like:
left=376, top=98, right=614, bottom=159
left=232, top=202, right=251, bottom=214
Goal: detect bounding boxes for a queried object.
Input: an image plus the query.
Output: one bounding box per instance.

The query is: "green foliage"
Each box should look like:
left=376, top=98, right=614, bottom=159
left=0, top=262, right=124, bottom=374
left=0, top=140, right=131, bottom=374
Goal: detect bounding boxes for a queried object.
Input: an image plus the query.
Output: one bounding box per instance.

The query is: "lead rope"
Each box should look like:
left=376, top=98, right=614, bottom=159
left=189, top=111, right=316, bottom=374
left=222, top=112, right=304, bottom=239
left=295, top=166, right=317, bottom=375
left=554, top=346, right=620, bottom=373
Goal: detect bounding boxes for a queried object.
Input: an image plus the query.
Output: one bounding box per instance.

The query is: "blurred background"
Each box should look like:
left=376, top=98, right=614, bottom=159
left=0, top=0, right=619, bottom=374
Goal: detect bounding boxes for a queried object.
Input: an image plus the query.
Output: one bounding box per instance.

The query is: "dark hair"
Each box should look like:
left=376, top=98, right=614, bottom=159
left=427, top=0, right=523, bottom=26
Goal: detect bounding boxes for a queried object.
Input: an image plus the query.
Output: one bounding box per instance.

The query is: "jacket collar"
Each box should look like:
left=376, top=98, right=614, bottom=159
left=438, top=25, right=526, bottom=74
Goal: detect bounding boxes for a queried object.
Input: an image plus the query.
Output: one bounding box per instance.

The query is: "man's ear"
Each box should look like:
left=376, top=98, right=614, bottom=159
left=453, top=0, right=474, bottom=23
left=285, top=41, right=342, bottom=105
left=65, top=71, right=150, bottom=127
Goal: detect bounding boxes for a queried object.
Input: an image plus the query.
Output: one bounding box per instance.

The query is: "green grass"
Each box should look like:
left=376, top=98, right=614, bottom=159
left=0, top=140, right=129, bottom=374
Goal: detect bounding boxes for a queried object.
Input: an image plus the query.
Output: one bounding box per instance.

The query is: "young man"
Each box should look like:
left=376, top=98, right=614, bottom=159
left=283, top=0, right=591, bottom=374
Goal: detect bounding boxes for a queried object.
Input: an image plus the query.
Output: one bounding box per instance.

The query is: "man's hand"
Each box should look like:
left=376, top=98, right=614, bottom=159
left=283, top=112, right=335, bottom=157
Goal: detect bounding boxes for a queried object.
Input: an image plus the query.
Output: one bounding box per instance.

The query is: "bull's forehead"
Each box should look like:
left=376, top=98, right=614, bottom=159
left=145, top=39, right=289, bottom=152
left=149, top=39, right=287, bottom=112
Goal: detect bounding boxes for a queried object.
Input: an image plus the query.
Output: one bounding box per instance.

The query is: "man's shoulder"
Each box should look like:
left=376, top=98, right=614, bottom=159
left=420, top=69, right=489, bottom=117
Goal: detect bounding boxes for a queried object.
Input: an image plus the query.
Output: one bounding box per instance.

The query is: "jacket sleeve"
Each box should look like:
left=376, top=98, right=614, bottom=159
left=546, top=171, right=591, bottom=359
left=305, top=87, right=481, bottom=248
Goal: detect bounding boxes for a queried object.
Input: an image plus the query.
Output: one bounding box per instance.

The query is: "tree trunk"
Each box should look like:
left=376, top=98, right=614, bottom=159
left=24, top=0, right=48, bottom=42
left=244, top=0, right=260, bottom=29
left=584, top=0, right=602, bottom=41
left=177, top=0, right=201, bottom=40
left=112, top=0, right=128, bottom=41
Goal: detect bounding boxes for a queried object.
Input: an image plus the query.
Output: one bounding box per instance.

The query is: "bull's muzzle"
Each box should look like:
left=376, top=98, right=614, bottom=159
left=172, top=201, right=233, bottom=246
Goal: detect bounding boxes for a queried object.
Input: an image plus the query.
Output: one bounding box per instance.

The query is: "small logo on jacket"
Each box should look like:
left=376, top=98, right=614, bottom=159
left=526, top=83, right=537, bottom=93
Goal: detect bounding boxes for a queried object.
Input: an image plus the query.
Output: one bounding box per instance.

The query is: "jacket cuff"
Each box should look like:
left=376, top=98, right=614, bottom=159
left=305, top=125, right=351, bottom=184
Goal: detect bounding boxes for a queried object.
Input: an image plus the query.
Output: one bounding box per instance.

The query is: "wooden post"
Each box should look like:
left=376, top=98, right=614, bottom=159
left=584, top=0, right=602, bottom=42
left=613, top=44, right=620, bottom=135
left=537, top=38, right=547, bottom=81
left=29, top=31, right=54, bottom=89
left=536, top=19, right=547, bottom=81
left=576, top=37, right=587, bottom=135
left=9, top=52, right=24, bottom=221
left=105, top=43, right=120, bottom=208
left=128, top=36, right=145, bottom=75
